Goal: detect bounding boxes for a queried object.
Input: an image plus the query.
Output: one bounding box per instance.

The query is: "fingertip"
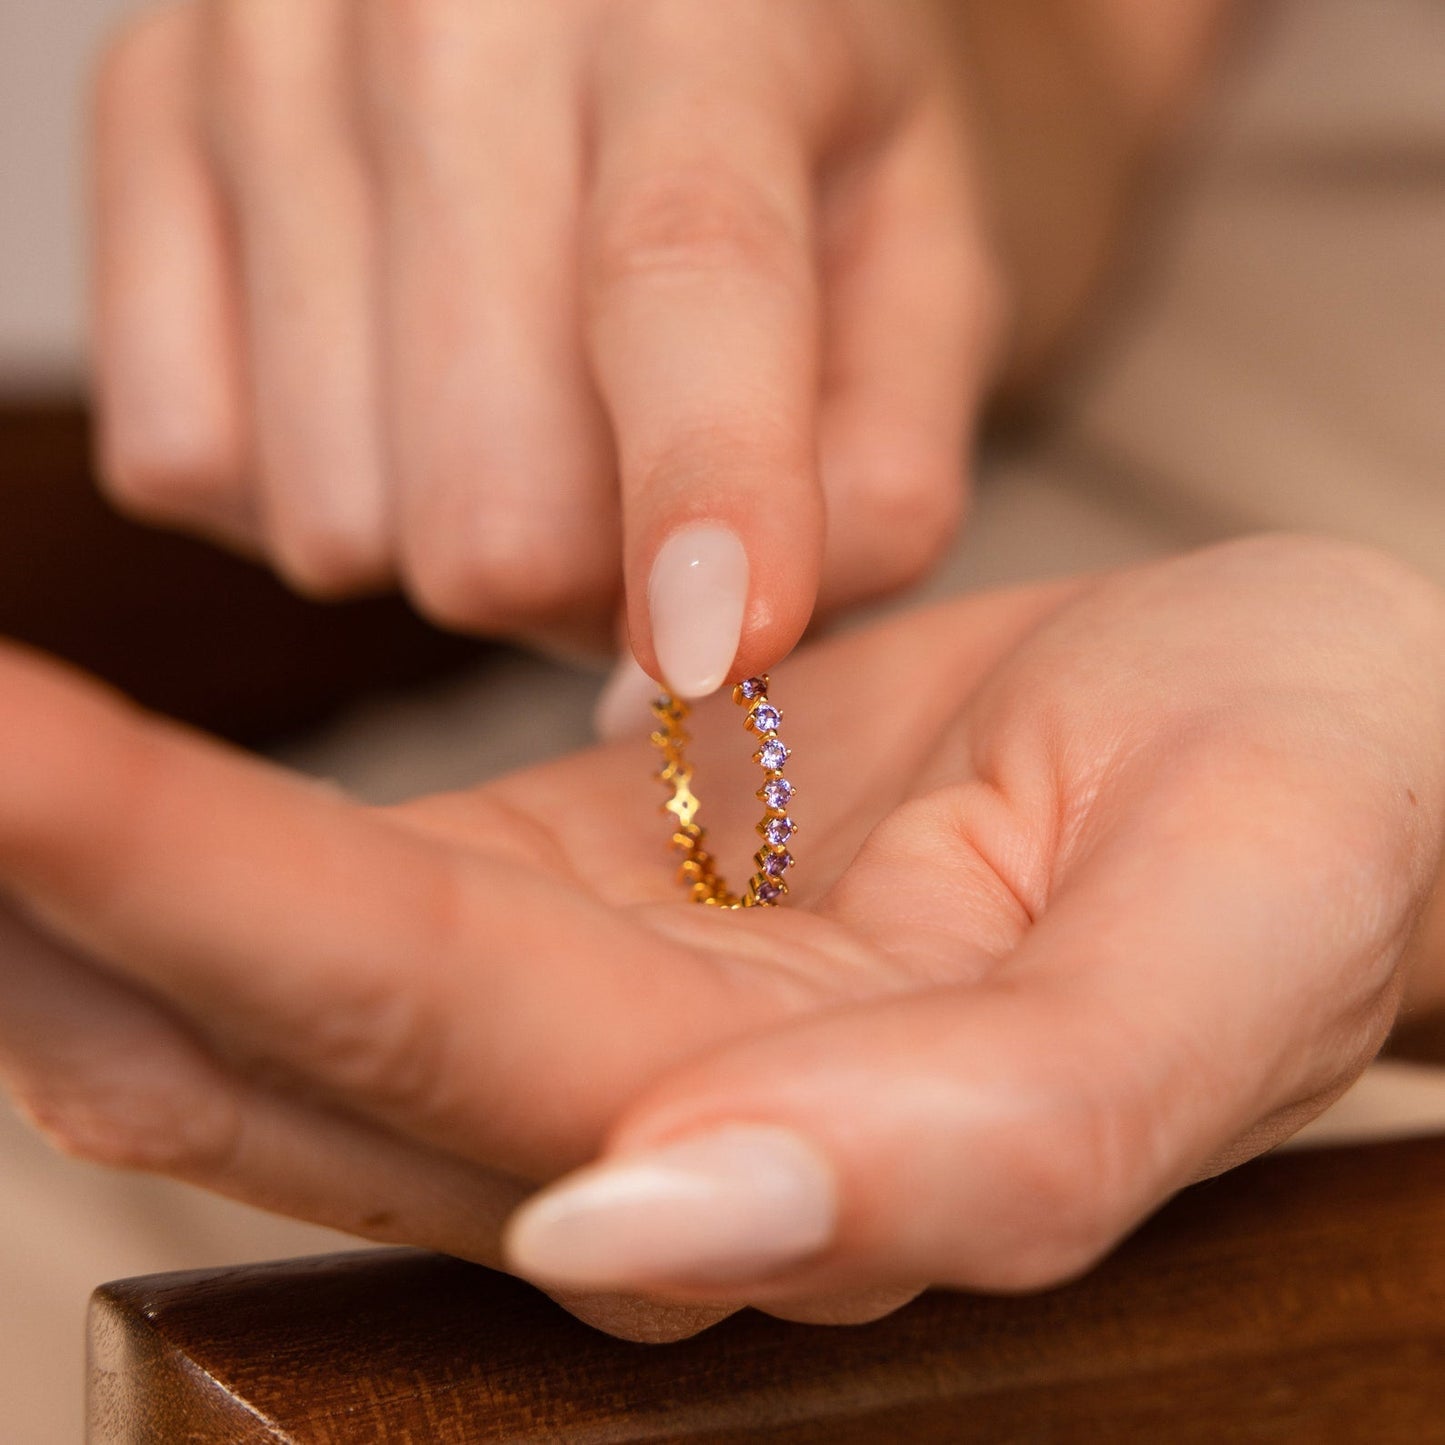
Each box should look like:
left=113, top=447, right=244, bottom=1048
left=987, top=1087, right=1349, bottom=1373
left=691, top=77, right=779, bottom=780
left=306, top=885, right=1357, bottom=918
left=815, top=413, right=969, bottom=612
left=89, top=0, right=251, bottom=542
left=562, top=975, right=1174, bottom=1303
left=501, top=1122, right=839, bottom=1292
left=399, top=494, right=616, bottom=638
left=593, top=654, right=662, bottom=742
left=644, top=524, right=750, bottom=700
left=262, top=463, right=395, bottom=600
left=93, top=398, right=247, bottom=529
left=629, top=500, right=822, bottom=698
left=0, top=644, right=147, bottom=885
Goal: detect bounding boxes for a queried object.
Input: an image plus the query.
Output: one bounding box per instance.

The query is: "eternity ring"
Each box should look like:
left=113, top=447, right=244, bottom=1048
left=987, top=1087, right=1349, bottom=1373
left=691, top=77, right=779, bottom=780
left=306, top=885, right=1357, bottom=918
left=651, top=674, right=796, bottom=908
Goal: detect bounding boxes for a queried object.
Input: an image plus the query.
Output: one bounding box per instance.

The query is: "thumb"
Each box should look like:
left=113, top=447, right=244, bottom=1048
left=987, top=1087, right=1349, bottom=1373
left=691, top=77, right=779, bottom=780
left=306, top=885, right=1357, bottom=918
left=502, top=796, right=1405, bottom=1303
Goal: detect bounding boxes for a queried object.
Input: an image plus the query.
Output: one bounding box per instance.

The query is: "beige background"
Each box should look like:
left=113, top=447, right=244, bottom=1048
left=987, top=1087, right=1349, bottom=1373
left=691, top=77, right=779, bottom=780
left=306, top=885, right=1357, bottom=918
left=4, top=1, right=1445, bottom=1440
left=0, top=0, right=138, bottom=386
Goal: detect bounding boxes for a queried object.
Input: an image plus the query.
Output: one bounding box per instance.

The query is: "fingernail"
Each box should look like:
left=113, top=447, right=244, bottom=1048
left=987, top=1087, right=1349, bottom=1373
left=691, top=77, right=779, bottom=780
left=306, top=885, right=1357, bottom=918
left=503, top=1123, right=837, bottom=1289
left=593, top=654, right=662, bottom=742
left=648, top=526, right=749, bottom=700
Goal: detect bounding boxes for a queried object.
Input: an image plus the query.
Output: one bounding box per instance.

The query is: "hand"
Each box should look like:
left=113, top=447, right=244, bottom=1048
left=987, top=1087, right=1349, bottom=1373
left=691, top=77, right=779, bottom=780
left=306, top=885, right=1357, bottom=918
left=91, top=0, right=997, bottom=679
left=2, top=536, right=1441, bottom=1340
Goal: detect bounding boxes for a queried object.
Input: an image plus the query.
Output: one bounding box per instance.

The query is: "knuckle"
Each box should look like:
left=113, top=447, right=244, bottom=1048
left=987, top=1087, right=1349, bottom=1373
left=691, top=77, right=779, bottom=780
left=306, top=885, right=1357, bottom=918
left=97, top=427, right=243, bottom=525
left=92, top=8, right=175, bottom=122
left=300, top=981, right=444, bottom=1118
left=290, top=871, right=467, bottom=1117
left=205, top=0, right=318, bottom=169
left=844, top=458, right=965, bottom=594
left=590, top=166, right=805, bottom=293
left=272, top=517, right=391, bottom=600
left=357, top=0, right=488, bottom=165
left=362, top=0, right=455, bottom=93
left=18, top=1074, right=241, bottom=1179
left=880, top=471, right=964, bottom=583
left=404, top=514, right=602, bottom=632
left=209, top=1, right=278, bottom=99
left=635, top=418, right=809, bottom=498
left=969, top=1091, right=1144, bottom=1292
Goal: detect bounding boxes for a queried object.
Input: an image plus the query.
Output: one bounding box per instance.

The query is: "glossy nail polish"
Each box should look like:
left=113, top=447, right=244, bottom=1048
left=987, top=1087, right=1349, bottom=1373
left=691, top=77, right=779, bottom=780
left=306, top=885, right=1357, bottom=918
left=504, top=1123, right=837, bottom=1289
left=648, top=526, right=749, bottom=700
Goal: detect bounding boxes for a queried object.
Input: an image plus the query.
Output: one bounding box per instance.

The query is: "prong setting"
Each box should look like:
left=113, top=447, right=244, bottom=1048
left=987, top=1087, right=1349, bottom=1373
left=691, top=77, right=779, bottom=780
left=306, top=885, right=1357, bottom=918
left=651, top=674, right=796, bottom=908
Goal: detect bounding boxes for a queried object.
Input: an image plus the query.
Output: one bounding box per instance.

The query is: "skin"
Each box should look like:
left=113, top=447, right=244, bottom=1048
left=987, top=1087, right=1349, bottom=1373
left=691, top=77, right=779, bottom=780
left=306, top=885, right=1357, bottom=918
left=3, top=535, right=1444, bottom=1340
left=87, top=0, right=1231, bottom=671
left=89, top=0, right=998, bottom=664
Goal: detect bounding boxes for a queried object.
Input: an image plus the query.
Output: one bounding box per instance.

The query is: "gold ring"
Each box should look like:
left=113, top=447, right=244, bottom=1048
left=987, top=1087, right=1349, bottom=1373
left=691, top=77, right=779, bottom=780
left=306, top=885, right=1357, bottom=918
left=650, top=674, right=795, bottom=908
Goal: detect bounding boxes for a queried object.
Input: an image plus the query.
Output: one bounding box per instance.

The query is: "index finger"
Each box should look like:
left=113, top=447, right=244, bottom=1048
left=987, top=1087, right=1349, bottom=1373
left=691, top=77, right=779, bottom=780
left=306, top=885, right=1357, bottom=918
left=584, top=20, right=829, bottom=698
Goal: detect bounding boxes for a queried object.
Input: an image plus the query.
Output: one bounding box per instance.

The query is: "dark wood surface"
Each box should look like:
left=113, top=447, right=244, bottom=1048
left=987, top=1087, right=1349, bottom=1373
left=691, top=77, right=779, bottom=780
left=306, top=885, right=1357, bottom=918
left=0, top=401, right=487, bottom=745
left=89, top=1134, right=1445, bottom=1443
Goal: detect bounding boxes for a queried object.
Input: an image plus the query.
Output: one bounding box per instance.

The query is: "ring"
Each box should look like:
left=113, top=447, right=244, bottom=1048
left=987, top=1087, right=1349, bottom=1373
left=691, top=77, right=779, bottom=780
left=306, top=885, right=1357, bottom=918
left=651, top=674, right=796, bottom=908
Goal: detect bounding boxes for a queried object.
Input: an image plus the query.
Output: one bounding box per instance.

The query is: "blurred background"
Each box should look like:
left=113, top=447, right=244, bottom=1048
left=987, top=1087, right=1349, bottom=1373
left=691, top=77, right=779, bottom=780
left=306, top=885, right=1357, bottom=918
left=3, top=0, right=130, bottom=391
left=2, top=1, right=1444, bottom=1440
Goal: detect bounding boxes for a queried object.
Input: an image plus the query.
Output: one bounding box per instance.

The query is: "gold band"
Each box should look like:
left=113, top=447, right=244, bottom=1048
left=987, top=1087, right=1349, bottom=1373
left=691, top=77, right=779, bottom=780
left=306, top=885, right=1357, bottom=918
left=651, top=674, right=796, bottom=908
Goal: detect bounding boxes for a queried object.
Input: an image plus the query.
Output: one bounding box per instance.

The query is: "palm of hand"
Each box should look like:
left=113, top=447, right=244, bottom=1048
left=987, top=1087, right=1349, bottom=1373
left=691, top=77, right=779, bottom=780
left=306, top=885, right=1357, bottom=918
left=2, top=539, right=1441, bottom=1341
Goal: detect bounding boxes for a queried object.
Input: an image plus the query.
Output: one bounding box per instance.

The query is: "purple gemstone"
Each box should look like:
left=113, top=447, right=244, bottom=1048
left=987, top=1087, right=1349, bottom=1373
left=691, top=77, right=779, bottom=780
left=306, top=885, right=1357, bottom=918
left=749, top=703, right=782, bottom=733
left=756, top=737, right=790, bottom=770
left=764, top=815, right=794, bottom=846
left=738, top=676, right=768, bottom=700
left=762, top=777, right=795, bottom=809
left=755, top=879, right=784, bottom=904
left=762, top=850, right=793, bottom=878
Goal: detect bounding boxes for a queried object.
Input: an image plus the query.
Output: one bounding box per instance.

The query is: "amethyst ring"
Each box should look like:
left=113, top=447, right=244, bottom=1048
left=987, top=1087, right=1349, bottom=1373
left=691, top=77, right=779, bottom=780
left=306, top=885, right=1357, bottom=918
left=650, top=674, right=796, bottom=908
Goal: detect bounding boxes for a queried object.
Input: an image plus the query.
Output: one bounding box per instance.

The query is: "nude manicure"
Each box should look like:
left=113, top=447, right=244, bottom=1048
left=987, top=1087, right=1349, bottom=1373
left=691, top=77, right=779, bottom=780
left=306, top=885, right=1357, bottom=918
left=503, top=1123, right=838, bottom=1289
left=648, top=526, right=749, bottom=700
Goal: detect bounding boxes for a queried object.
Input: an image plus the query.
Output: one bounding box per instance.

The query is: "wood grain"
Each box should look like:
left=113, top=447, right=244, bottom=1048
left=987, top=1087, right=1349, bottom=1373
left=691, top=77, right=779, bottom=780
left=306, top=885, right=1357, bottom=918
left=89, top=1134, right=1445, bottom=1443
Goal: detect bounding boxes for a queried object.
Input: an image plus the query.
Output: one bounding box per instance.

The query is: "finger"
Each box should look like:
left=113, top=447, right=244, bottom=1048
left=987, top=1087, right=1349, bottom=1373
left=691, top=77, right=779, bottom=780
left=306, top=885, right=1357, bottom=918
left=358, top=2, right=616, bottom=642
left=0, top=578, right=1079, bottom=1190
left=90, top=4, right=254, bottom=551
left=583, top=9, right=833, bottom=698
left=204, top=0, right=389, bottom=594
left=0, top=644, right=806, bottom=1180
left=593, top=652, right=661, bottom=742
left=502, top=760, right=1415, bottom=1301
left=816, top=95, right=1004, bottom=613
left=0, top=895, right=527, bottom=1254
left=0, top=895, right=741, bottom=1341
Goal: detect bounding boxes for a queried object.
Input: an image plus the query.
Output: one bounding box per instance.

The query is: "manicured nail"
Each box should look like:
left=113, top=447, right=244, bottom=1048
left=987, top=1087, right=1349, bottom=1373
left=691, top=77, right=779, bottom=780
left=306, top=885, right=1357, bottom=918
left=593, top=654, right=661, bottom=742
left=648, top=526, right=748, bottom=700
left=503, top=1123, right=837, bottom=1289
